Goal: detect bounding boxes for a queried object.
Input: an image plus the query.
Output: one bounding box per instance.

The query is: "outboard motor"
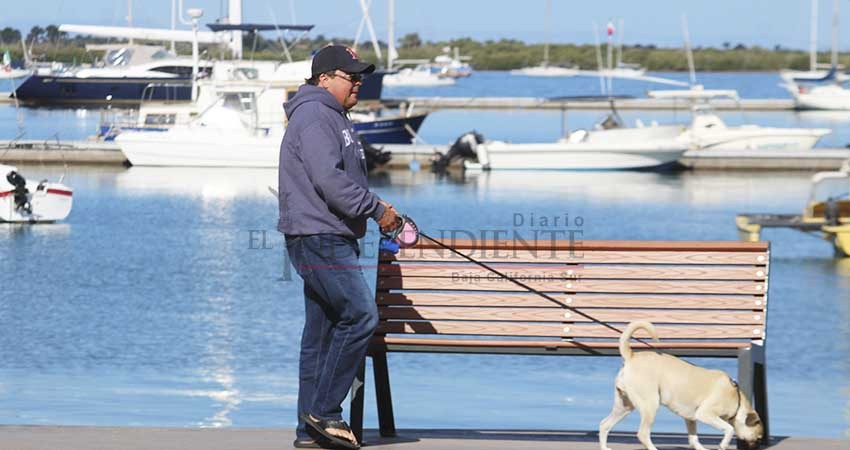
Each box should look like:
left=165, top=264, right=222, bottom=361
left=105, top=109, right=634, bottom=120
left=431, top=131, right=484, bottom=172
left=359, top=136, right=392, bottom=172
left=6, top=170, right=32, bottom=214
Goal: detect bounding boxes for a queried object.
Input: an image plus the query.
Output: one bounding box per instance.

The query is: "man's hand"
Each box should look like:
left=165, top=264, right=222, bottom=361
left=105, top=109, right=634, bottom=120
left=377, top=201, right=400, bottom=233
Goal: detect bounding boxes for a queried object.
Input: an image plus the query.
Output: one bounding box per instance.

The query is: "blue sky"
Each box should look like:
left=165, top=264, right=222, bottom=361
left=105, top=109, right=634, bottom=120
left=2, top=0, right=844, bottom=51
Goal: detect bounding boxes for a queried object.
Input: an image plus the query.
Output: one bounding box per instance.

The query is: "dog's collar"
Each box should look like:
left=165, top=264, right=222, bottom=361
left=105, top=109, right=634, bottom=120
left=727, top=378, right=742, bottom=421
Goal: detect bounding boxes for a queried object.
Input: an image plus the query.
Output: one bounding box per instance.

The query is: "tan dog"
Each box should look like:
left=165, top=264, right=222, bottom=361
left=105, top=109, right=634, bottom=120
left=598, top=321, right=763, bottom=450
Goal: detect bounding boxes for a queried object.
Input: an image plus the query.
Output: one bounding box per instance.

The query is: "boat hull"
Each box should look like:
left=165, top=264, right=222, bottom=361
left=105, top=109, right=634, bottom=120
left=692, top=129, right=830, bottom=150
left=469, top=142, right=687, bottom=171
left=792, top=85, right=850, bottom=110
left=0, top=183, right=73, bottom=223
left=117, top=130, right=280, bottom=167
left=13, top=74, right=193, bottom=106
left=353, top=113, right=427, bottom=144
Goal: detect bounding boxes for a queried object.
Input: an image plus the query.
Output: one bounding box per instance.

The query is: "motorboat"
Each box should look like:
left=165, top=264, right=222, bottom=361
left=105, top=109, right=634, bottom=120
left=464, top=130, right=686, bottom=171
left=114, top=90, right=395, bottom=169
left=737, top=160, right=850, bottom=256
left=433, top=47, right=473, bottom=78
left=383, top=63, right=455, bottom=87
left=100, top=76, right=426, bottom=146
left=12, top=44, right=212, bottom=106
left=0, top=164, right=73, bottom=223
left=434, top=111, right=687, bottom=171
left=510, top=64, right=579, bottom=77
left=649, top=87, right=831, bottom=150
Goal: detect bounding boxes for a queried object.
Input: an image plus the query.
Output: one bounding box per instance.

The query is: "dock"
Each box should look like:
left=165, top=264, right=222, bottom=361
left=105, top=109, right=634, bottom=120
left=0, top=426, right=843, bottom=450
left=2, top=141, right=849, bottom=171
left=396, top=97, right=796, bottom=111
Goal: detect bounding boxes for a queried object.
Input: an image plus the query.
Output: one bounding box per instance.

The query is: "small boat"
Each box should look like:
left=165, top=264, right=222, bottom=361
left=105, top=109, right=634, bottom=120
left=736, top=160, right=850, bottom=256
left=383, top=63, right=455, bottom=87
left=0, top=164, right=73, bottom=223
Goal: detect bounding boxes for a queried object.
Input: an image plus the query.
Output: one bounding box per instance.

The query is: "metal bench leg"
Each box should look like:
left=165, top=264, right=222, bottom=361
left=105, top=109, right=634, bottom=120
left=737, top=346, right=769, bottom=448
left=349, top=358, right=366, bottom=445
left=752, top=345, right=770, bottom=445
left=373, top=349, right=397, bottom=437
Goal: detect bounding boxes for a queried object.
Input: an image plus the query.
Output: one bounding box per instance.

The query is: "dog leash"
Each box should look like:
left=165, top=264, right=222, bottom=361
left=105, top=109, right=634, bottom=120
left=380, top=216, right=660, bottom=352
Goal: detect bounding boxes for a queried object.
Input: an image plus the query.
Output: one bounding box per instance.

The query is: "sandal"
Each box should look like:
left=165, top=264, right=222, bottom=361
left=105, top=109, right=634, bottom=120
left=293, top=438, right=322, bottom=449
left=300, top=413, right=360, bottom=450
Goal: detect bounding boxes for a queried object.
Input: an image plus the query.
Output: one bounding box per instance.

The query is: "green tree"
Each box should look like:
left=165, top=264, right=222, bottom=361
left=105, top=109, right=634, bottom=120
left=0, top=27, right=22, bottom=45
left=45, top=24, right=66, bottom=43
left=27, top=26, right=45, bottom=45
left=399, top=32, right=422, bottom=49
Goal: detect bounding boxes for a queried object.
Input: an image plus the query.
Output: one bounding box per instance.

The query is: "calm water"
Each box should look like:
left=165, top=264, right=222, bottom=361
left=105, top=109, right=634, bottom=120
left=0, top=166, right=848, bottom=437
left=0, top=71, right=849, bottom=438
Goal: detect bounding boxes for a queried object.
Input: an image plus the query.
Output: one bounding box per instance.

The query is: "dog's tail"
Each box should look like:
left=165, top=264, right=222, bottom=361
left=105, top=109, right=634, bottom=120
left=619, top=321, right=659, bottom=361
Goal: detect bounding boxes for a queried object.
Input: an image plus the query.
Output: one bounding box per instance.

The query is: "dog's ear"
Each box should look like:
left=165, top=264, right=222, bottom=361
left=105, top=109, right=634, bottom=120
left=745, top=412, right=761, bottom=427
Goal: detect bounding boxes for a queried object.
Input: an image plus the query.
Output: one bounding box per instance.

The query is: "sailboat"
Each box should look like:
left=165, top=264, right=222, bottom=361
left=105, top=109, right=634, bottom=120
left=779, top=0, right=850, bottom=84
left=649, top=15, right=830, bottom=150
left=510, top=0, right=578, bottom=77
left=781, top=0, right=850, bottom=109
left=382, top=0, right=454, bottom=86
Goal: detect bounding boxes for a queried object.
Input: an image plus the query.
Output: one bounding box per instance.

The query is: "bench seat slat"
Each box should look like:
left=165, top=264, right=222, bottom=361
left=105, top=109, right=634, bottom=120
left=378, top=321, right=764, bottom=339
left=379, top=306, right=765, bottom=324
left=373, top=336, right=753, bottom=350
left=378, top=263, right=767, bottom=280
left=378, top=277, right=765, bottom=295
left=377, top=293, right=766, bottom=310
left=383, top=250, right=768, bottom=265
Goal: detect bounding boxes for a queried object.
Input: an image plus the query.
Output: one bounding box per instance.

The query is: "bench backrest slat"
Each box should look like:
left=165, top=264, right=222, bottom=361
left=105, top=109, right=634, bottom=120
left=379, top=263, right=767, bottom=280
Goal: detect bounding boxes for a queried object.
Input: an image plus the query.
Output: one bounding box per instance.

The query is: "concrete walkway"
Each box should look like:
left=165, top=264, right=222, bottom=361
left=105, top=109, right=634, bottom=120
left=0, top=426, right=845, bottom=450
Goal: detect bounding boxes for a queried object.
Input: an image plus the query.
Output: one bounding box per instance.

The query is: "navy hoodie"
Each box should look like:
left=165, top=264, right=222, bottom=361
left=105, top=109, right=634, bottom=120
left=277, top=84, right=384, bottom=239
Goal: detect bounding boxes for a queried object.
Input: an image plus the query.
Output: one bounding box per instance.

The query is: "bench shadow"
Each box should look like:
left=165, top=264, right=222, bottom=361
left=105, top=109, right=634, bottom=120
left=363, top=429, right=789, bottom=448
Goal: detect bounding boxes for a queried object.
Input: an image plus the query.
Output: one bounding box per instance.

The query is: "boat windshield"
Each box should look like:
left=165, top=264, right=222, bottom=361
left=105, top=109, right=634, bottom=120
left=105, top=48, right=133, bottom=67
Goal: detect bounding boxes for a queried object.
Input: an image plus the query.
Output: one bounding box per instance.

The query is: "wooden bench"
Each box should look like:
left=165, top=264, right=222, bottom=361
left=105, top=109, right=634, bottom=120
left=348, top=239, right=771, bottom=447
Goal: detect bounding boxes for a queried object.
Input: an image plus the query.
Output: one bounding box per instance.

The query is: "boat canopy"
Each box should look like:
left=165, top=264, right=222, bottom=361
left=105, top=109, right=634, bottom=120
left=207, top=24, right=314, bottom=32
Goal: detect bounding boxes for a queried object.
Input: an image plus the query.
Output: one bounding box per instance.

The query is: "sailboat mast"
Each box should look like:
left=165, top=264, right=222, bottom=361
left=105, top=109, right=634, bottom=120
left=388, top=0, right=396, bottom=70
left=230, top=0, right=243, bottom=60
left=810, top=0, right=818, bottom=71
left=616, top=18, right=623, bottom=67
left=831, top=0, right=839, bottom=68
left=127, top=0, right=134, bottom=44
left=543, top=0, right=551, bottom=66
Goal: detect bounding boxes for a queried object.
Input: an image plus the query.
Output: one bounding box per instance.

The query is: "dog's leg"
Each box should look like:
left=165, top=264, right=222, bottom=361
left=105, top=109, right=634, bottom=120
left=599, top=387, right=633, bottom=450
left=694, top=410, right=734, bottom=450
left=685, top=419, right=708, bottom=450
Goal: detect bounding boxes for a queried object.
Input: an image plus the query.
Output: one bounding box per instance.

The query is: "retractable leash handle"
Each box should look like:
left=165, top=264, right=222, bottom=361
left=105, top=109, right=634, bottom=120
left=379, top=214, right=420, bottom=254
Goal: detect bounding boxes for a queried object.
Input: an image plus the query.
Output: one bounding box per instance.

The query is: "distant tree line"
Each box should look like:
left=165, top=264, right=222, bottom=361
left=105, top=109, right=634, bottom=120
left=0, top=26, right=845, bottom=71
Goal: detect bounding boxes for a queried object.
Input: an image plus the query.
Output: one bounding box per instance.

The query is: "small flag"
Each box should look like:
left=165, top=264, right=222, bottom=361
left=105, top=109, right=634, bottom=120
left=606, top=21, right=615, bottom=36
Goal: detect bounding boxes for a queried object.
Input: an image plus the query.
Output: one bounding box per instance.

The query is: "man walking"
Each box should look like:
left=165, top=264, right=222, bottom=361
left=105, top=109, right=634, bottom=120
left=278, top=45, right=399, bottom=449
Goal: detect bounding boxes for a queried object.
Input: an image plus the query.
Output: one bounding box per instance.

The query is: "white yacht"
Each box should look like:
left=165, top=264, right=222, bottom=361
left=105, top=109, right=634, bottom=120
left=116, top=91, right=282, bottom=167
left=649, top=87, right=831, bottom=149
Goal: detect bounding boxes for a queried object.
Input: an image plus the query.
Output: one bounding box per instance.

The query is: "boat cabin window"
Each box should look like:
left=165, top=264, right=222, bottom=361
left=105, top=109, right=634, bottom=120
left=105, top=48, right=133, bottom=67
left=144, top=114, right=176, bottom=125
left=234, top=68, right=259, bottom=80
left=150, top=66, right=194, bottom=77
left=222, top=92, right=255, bottom=113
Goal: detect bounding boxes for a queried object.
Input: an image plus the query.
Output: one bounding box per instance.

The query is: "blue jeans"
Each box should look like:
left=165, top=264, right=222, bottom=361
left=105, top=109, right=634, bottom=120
left=286, top=234, right=378, bottom=440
